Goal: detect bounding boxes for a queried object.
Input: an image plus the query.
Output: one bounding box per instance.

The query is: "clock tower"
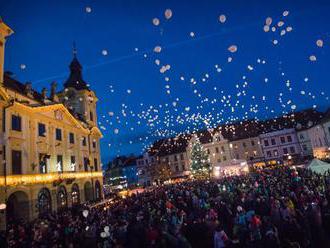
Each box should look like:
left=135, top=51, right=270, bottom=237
left=57, top=45, right=98, bottom=127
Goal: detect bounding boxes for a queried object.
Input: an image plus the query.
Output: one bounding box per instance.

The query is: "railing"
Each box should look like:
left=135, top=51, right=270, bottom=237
left=0, top=171, right=102, bottom=186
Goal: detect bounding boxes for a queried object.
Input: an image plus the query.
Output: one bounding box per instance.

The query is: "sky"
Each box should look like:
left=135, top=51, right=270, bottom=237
left=1, top=0, right=330, bottom=164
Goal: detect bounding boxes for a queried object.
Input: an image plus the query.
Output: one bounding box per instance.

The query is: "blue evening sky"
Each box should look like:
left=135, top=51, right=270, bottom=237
left=1, top=0, right=330, bottom=164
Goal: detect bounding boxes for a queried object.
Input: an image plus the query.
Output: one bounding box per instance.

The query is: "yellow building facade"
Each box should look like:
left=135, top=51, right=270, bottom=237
left=0, top=21, right=103, bottom=230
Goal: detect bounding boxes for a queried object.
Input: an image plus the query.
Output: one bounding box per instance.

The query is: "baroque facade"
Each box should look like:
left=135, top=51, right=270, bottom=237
left=0, top=21, right=103, bottom=230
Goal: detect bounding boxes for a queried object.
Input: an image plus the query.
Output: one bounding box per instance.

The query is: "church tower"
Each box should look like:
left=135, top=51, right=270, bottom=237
left=58, top=45, right=98, bottom=127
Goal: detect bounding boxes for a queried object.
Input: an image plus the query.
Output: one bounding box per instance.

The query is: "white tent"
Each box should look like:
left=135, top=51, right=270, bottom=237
left=306, top=159, right=330, bottom=174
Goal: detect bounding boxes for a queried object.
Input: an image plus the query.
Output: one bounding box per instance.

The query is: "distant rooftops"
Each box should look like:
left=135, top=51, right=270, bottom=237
left=146, top=108, right=325, bottom=157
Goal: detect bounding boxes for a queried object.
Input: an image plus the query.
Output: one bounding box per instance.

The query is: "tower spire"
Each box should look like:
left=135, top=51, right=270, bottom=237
left=72, top=41, right=77, bottom=58
left=64, top=42, right=89, bottom=90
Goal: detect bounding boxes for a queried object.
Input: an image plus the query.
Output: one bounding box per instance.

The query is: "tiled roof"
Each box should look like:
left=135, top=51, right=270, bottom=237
left=148, top=134, right=191, bottom=157
left=146, top=108, right=325, bottom=156
left=4, top=72, right=45, bottom=103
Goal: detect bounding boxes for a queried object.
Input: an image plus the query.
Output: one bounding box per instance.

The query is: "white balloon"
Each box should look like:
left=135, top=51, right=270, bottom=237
left=219, top=14, right=226, bottom=23
left=104, top=226, right=110, bottom=232
left=309, top=55, right=317, bottom=61
left=153, top=46, right=162, bottom=53
left=265, top=17, right=272, bottom=26
left=83, top=210, right=89, bottom=218
left=316, top=39, right=323, bottom=47
left=152, top=18, right=160, bottom=26
left=263, top=25, right=270, bottom=32
left=228, top=45, right=237, bottom=53
left=164, top=9, right=173, bottom=19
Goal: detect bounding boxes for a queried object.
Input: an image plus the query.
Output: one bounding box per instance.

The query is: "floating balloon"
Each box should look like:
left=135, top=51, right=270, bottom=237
left=153, top=46, right=162, bottom=53
left=309, top=55, right=317, bottom=61
left=316, top=39, right=323, bottom=47
left=263, top=25, right=270, bottom=32
left=152, top=18, right=160, bottom=26
left=219, top=14, right=226, bottom=23
left=164, top=9, right=173, bottom=19
left=85, top=7, right=92, bottom=13
left=228, top=45, right=238, bottom=53
left=265, top=17, right=272, bottom=25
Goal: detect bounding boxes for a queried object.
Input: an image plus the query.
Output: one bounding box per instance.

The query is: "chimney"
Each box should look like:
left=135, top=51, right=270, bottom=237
left=24, top=82, right=33, bottom=97
left=50, top=81, right=58, bottom=101
left=41, top=88, right=47, bottom=100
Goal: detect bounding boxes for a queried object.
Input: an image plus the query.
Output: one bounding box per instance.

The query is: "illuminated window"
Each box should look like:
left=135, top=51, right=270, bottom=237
left=70, top=156, right=76, bottom=171
left=57, top=155, right=63, bottom=172
left=39, top=153, right=47, bottom=173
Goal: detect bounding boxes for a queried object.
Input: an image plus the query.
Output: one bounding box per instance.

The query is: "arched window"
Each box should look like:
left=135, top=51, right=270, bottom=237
left=37, top=188, right=52, bottom=216
left=71, top=184, right=80, bottom=205
left=57, top=186, right=67, bottom=208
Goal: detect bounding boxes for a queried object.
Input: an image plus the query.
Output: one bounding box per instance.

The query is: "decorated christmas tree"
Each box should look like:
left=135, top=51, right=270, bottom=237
left=190, top=139, right=211, bottom=178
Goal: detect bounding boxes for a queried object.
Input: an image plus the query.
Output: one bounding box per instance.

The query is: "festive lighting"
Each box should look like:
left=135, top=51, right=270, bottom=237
left=0, top=171, right=103, bottom=186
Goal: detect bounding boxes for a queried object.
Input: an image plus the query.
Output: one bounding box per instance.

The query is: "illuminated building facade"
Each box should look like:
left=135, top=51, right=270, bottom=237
left=0, top=21, right=103, bottom=230
left=259, top=128, right=302, bottom=164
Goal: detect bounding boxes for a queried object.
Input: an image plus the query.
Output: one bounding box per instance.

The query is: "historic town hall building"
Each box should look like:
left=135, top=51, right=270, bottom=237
left=0, top=20, right=103, bottom=229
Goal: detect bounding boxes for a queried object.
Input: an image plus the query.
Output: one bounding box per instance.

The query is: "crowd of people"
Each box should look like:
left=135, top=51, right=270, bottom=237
left=4, top=166, right=330, bottom=248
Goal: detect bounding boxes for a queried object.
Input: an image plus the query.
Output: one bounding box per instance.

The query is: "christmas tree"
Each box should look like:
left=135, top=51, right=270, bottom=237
left=190, top=139, right=211, bottom=178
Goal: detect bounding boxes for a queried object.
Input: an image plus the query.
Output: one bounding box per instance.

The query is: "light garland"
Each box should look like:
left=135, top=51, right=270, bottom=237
left=0, top=171, right=102, bottom=186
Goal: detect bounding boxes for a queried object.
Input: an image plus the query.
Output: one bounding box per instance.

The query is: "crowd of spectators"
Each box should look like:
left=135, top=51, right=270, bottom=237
left=4, top=166, right=330, bottom=248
